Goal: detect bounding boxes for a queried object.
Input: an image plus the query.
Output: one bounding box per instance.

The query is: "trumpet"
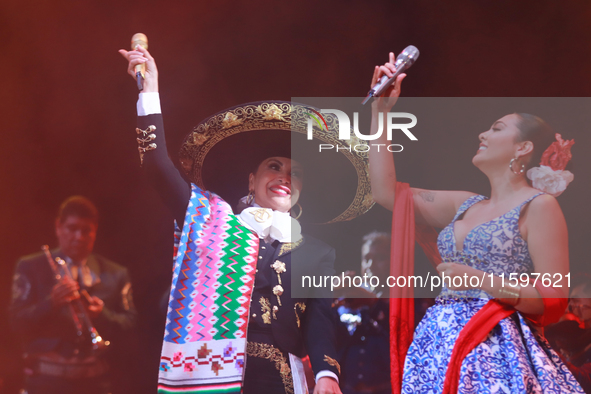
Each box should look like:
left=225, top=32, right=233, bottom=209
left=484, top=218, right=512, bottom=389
left=42, top=245, right=109, bottom=354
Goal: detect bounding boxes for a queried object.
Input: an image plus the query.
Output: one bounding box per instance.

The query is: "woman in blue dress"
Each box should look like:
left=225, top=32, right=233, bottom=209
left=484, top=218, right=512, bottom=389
left=368, top=53, right=584, bottom=393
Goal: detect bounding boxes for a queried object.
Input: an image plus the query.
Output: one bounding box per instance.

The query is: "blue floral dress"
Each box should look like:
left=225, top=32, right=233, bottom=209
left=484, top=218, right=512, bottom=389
left=402, top=194, right=584, bottom=393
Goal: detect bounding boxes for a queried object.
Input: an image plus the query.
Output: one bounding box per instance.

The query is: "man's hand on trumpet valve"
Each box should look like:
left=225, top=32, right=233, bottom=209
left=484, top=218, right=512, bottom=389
left=50, top=277, right=80, bottom=306
left=86, top=295, right=105, bottom=318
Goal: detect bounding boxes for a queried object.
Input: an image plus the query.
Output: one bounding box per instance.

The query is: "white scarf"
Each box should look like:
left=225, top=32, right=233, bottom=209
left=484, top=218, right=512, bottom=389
left=238, top=203, right=302, bottom=243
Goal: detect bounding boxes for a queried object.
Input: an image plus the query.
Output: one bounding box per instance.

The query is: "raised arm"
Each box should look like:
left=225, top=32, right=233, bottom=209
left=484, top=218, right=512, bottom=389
left=367, top=53, right=475, bottom=228
left=118, top=46, right=190, bottom=225
left=367, top=53, right=403, bottom=211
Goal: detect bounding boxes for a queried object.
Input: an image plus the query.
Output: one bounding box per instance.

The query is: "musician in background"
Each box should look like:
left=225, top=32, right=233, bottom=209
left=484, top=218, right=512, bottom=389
left=335, top=231, right=435, bottom=394
left=335, top=231, right=391, bottom=394
left=9, top=196, right=136, bottom=394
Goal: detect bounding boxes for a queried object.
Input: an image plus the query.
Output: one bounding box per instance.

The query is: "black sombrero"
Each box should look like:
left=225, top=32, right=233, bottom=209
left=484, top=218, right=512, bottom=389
left=179, top=101, right=373, bottom=224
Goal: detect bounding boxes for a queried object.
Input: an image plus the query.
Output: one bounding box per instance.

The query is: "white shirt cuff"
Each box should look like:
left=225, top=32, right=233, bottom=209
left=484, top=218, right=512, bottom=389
left=137, top=92, right=161, bottom=116
left=315, top=370, right=339, bottom=383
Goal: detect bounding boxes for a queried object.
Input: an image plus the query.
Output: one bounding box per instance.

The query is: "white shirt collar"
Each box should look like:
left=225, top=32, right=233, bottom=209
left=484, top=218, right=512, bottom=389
left=64, top=256, right=100, bottom=287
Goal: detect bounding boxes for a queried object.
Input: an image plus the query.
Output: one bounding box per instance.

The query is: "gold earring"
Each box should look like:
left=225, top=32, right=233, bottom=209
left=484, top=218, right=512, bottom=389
left=246, top=190, right=255, bottom=205
left=291, top=202, right=303, bottom=220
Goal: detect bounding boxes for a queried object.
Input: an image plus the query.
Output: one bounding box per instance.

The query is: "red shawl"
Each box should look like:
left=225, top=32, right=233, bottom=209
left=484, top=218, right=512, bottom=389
left=389, top=182, right=441, bottom=394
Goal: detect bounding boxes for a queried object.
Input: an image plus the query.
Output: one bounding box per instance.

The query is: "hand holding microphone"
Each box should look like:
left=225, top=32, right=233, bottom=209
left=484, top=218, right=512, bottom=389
left=118, top=33, right=159, bottom=92
left=131, top=33, right=148, bottom=90
left=363, top=45, right=419, bottom=106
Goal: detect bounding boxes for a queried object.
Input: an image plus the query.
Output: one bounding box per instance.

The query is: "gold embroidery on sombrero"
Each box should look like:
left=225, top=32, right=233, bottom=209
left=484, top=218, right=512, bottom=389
left=180, top=102, right=374, bottom=224
left=221, top=112, right=243, bottom=128
left=257, top=103, right=288, bottom=121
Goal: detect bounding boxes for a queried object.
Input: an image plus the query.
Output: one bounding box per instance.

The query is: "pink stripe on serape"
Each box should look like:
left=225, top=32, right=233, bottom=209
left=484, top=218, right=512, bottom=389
left=187, top=195, right=239, bottom=342
left=189, top=221, right=221, bottom=342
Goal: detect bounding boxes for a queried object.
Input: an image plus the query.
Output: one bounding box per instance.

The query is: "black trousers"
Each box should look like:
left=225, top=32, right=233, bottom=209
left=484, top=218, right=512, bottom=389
left=243, top=327, right=293, bottom=394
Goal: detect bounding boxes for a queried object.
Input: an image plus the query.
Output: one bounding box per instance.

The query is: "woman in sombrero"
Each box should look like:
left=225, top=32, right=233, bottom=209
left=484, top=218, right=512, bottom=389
left=119, top=46, right=359, bottom=394
left=368, top=53, right=584, bottom=393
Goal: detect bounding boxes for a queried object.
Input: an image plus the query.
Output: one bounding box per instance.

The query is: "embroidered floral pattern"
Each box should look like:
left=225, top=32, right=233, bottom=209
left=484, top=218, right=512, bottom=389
left=259, top=297, right=272, bottom=324
left=272, top=260, right=286, bottom=274
left=294, top=302, right=306, bottom=328
left=246, top=342, right=294, bottom=394
left=323, top=355, right=341, bottom=375
left=198, top=344, right=212, bottom=359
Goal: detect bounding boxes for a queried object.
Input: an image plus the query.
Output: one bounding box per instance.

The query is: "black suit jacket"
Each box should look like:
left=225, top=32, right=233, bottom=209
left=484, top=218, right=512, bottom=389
left=9, top=249, right=136, bottom=357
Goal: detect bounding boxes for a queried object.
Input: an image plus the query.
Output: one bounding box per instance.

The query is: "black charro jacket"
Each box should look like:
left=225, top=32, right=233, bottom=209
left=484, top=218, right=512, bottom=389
left=250, top=233, right=340, bottom=375
left=137, top=112, right=341, bottom=379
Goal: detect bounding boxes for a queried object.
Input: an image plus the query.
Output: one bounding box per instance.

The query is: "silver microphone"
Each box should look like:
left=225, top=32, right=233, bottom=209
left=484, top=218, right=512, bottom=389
left=362, top=46, right=420, bottom=105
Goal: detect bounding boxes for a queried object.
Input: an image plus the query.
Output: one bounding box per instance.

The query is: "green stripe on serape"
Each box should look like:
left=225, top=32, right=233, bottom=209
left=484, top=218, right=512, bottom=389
left=213, top=217, right=254, bottom=340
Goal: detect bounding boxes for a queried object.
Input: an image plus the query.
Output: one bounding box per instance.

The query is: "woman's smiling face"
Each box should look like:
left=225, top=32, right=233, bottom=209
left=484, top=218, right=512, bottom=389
left=473, top=114, right=521, bottom=164
left=248, top=157, right=303, bottom=213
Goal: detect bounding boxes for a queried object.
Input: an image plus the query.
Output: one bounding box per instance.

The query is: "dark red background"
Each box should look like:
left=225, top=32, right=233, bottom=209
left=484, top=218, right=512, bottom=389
left=2, top=1, right=590, bottom=392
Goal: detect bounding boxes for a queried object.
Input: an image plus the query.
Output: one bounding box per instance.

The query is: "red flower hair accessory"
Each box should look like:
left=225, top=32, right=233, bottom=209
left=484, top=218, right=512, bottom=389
left=540, top=133, right=574, bottom=171
left=526, top=133, right=574, bottom=197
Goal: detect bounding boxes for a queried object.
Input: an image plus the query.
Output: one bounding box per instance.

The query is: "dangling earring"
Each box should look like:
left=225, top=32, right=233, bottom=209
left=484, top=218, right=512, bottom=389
left=291, top=202, right=303, bottom=220
left=509, top=158, right=525, bottom=175
left=246, top=190, right=255, bottom=205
